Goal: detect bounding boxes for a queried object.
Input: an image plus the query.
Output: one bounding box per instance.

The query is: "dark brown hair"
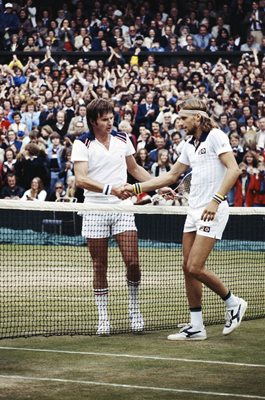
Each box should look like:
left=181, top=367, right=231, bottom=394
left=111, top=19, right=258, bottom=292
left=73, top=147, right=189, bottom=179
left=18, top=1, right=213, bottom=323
left=86, top=98, right=114, bottom=131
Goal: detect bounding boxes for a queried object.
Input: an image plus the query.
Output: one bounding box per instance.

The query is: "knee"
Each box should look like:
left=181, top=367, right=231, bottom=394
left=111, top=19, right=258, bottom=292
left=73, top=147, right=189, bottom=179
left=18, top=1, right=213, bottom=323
left=186, top=262, right=203, bottom=280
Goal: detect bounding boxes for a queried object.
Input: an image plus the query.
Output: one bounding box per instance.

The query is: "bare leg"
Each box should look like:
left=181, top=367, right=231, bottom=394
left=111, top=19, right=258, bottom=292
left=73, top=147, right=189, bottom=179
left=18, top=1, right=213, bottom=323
left=183, top=232, right=229, bottom=307
left=88, top=238, right=110, bottom=334
left=88, top=238, right=108, bottom=289
left=115, top=230, right=141, bottom=283
left=116, top=230, right=144, bottom=332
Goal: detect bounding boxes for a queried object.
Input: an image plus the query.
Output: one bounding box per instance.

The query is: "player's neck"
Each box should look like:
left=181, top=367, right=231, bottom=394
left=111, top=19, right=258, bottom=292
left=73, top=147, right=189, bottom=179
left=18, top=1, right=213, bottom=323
left=193, top=128, right=202, bottom=140
left=95, top=132, right=111, bottom=149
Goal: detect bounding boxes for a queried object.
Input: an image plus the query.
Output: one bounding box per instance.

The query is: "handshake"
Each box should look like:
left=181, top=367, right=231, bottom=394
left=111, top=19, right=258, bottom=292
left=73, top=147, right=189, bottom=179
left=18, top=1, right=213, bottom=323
left=110, top=183, right=176, bottom=201
left=112, top=183, right=136, bottom=200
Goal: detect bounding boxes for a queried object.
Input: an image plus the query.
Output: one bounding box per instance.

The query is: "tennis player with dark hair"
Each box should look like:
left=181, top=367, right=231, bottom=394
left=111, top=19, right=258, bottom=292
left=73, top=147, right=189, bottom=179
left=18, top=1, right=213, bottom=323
left=124, top=98, right=247, bottom=340
left=71, top=98, right=151, bottom=336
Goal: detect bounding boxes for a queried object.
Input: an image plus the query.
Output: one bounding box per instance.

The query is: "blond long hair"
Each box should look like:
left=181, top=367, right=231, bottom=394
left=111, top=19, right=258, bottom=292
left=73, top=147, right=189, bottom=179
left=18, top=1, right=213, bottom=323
left=179, top=98, right=218, bottom=133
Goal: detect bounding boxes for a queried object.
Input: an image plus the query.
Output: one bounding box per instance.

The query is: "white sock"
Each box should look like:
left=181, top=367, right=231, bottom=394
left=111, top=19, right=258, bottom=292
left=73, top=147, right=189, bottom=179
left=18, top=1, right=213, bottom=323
left=190, top=308, right=204, bottom=329
left=94, top=288, right=108, bottom=321
left=128, top=281, right=140, bottom=314
left=224, top=292, right=239, bottom=309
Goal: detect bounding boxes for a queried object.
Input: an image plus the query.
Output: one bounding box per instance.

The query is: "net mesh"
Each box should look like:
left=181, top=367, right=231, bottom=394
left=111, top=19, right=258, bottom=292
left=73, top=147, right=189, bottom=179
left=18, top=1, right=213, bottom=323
left=0, top=200, right=264, bottom=338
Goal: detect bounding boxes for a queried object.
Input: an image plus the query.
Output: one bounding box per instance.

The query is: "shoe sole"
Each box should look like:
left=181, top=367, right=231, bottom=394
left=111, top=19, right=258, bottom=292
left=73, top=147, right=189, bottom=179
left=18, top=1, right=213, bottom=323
left=96, top=332, right=110, bottom=337
left=223, top=300, right=248, bottom=336
left=167, top=335, right=207, bottom=341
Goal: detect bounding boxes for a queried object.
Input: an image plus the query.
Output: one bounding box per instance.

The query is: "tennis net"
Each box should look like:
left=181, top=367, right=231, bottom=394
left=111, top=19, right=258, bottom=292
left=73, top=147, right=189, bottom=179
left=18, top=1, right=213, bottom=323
left=0, top=200, right=264, bottom=338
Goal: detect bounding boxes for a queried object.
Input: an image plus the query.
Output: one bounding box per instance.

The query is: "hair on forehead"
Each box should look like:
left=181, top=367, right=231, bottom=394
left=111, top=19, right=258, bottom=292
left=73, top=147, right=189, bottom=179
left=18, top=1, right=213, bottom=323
left=86, top=98, right=114, bottom=123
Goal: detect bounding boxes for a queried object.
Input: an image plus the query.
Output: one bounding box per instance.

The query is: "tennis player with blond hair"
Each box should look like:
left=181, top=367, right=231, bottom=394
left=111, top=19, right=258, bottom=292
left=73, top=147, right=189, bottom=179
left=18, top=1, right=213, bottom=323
left=125, top=98, right=248, bottom=340
left=71, top=98, right=151, bottom=336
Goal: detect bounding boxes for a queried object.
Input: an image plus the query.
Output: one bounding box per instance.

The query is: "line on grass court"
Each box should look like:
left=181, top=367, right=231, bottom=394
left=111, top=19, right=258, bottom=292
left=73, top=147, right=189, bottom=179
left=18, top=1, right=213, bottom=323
left=0, top=347, right=264, bottom=368
left=0, top=374, right=264, bottom=399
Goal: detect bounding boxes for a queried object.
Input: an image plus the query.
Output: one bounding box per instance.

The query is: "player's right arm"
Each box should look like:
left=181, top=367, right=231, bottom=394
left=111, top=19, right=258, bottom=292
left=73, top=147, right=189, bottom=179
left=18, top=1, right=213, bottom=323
left=125, top=160, right=189, bottom=194
left=74, top=161, right=104, bottom=193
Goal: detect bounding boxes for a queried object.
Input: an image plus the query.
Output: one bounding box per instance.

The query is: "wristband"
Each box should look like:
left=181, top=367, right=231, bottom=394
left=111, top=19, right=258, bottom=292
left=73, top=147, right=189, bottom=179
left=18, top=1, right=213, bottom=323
left=212, top=193, right=227, bottom=204
left=132, top=182, right=142, bottom=195
left=103, top=184, right=112, bottom=195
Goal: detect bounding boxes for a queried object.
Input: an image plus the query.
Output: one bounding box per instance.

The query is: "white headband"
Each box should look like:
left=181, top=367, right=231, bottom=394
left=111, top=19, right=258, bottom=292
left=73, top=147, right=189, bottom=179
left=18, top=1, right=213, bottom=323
left=179, top=109, right=209, bottom=119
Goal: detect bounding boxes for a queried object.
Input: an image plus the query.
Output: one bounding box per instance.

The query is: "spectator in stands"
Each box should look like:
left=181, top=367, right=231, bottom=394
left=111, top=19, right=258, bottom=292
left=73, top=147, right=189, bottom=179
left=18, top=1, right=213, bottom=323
left=9, top=111, right=28, bottom=136
left=256, top=116, right=265, bottom=153
left=39, top=99, right=57, bottom=127
left=21, top=176, right=47, bottom=201
left=149, top=136, right=167, bottom=163
left=171, top=131, right=185, bottom=163
left=218, top=113, right=230, bottom=134
left=48, top=180, right=66, bottom=201
left=230, top=133, right=245, bottom=164
left=15, top=143, right=49, bottom=190
left=233, top=162, right=254, bottom=206
left=135, top=92, right=159, bottom=133
left=24, top=0, right=37, bottom=29
left=0, top=173, right=24, bottom=199
left=0, top=3, right=20, bottom=50
left=118, top=120, right=137, bottom=149
left=211, top=16, right=230, bottom=39
left=182, top=34, right=199, bottom=52
left=47, top=132, right=64, bottom=191
left=240, top=34, right=260, bottom=51
left=193, top=24, right=211, bottom=51
left=5, top=130, right=21, bottom=153
left=51, top=110, right=68, bottom=140
left=248, top=157, right=265, bottom=206
left=58, top=146, right=74, bottom=187
left=1, top=146, right=17, bottom=180
left=135, top=148, right=152, bottom=172
left=151, top=148, right=172, bottom=177
left=21, top=101, right=40, bottom=133
left=0, top=108, right=11, bottom=132
left=67, top=104, right=88, bottom=135
left=244, top=1, right=265, bottom=45
left=243, top=150, right=259, bottom=175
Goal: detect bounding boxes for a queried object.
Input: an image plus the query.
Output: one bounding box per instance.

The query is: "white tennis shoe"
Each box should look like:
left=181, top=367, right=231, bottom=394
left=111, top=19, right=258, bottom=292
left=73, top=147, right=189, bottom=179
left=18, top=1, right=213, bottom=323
left=167, top=323, right=207, bottom=341
left=96, top=319, right=110, bottom=336
left=129, top=311, right=144, bottom=333
left=223, top=298, right=248, bottom=336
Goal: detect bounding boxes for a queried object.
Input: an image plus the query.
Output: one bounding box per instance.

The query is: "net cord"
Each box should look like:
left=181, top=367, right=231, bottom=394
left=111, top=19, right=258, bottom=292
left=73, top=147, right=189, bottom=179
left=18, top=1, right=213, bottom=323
left=0, top=199, right=264, bottom=215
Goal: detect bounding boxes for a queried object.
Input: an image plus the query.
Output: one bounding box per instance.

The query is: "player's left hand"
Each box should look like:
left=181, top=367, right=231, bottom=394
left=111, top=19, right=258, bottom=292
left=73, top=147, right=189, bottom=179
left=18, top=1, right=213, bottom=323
left=201, top=200, right=219, bottom=221
left=158, top=187, right=176, bottom=200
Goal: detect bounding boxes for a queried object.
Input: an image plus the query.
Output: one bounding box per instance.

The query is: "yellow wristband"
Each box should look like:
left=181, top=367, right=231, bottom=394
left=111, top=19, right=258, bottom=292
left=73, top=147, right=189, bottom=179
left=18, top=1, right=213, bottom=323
left=132, top=183, right=142, bottom=195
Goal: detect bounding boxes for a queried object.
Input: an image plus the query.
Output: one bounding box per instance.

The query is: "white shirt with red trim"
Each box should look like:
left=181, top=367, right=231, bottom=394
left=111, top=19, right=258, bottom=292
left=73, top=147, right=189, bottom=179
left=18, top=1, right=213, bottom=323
left=71, top=130, right=135, bottom=203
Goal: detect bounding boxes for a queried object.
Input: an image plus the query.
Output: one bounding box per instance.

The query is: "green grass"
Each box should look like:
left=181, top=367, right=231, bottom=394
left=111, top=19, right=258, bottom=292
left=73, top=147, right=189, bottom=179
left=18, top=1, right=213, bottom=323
left=0, top=244, right=264, bottom=338
left=0, top=319, right=264, bottom=400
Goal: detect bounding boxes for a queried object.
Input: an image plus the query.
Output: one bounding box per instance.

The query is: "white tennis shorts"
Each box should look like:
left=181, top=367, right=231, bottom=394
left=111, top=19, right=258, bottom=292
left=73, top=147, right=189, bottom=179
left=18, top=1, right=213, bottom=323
left=82, top=212, right=137, bottom=238
left=183, top=202, right=229, bottom=239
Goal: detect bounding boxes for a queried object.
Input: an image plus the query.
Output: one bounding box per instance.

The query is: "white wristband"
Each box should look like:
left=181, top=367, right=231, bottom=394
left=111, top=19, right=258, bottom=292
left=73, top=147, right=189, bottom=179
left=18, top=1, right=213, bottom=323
left=103, top=184, right=112, bottom=195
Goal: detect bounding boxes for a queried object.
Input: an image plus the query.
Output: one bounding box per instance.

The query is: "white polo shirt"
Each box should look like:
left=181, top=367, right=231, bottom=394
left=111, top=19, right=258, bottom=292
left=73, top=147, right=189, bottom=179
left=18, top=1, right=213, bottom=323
left=178, top=128, right=232, bottom=208
left=71, top=130, right=135, bottom=203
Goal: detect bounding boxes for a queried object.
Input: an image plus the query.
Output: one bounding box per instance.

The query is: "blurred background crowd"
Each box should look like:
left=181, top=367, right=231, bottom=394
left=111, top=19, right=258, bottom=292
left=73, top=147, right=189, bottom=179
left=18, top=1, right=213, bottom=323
left=0, top=0, right=264, bottom=206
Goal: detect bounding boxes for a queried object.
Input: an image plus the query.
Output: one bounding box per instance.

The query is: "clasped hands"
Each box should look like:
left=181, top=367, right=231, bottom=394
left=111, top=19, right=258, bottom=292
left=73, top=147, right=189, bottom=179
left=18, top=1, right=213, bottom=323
left=112, top=184, right=176, bottom=201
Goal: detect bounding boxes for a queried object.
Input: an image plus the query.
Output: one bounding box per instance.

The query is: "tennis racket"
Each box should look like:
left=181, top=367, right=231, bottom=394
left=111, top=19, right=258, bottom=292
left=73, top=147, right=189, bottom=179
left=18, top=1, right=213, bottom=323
left=152, top=171, right=192, bottom=205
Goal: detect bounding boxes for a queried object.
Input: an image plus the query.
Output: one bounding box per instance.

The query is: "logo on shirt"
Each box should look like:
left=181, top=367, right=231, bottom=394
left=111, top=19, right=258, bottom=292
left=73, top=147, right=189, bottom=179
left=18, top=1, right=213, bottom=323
left=199, top=226, right=211, bottom=233
left=198, top=148, right=206, bottom=155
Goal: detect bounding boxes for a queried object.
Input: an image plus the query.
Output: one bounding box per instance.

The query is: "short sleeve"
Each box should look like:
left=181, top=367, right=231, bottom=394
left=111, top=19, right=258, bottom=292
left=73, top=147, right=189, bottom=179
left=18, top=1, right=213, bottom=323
left=178, top=141, right=191, bottom=166
left=71, top=140, right=89, bottom=162
left=210, top=129, right=232, bottom=156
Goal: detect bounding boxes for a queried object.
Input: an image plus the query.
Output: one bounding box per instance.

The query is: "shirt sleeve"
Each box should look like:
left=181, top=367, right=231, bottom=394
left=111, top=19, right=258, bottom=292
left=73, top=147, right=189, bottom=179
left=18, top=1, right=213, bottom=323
left=210, top=129, right=232, bottom=156
left=178, top=141, right=190, bottom=166
left=71, top=140, right=89, bottom=162
left=125, top=133, right=136, bottom=157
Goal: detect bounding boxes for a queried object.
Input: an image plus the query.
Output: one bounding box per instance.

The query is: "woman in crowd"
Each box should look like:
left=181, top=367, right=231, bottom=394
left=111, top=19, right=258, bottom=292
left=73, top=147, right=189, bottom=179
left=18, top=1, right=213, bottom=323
left=21, top=176, right=47, bottom=201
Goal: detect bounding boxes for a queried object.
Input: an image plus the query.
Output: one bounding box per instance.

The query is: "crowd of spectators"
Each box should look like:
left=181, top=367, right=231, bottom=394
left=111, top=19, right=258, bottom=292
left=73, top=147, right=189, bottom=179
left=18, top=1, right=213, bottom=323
left=0, top=0, right=265, bottom=206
